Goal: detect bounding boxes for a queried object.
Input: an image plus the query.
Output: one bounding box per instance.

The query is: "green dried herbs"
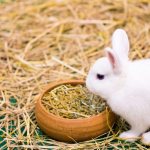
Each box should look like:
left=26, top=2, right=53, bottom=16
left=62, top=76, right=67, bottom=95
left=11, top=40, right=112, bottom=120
left=42, top=84, right=106, bottom=119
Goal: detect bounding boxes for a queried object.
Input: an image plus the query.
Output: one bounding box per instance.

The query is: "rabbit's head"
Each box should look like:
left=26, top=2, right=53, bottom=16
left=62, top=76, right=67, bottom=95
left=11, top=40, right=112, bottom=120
left=86, top=29, right=130, bottom=100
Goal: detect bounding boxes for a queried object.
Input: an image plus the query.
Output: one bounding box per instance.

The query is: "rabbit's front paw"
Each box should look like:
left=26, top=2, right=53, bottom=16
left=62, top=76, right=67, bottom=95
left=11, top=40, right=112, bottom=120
left=141, top=132, right=150, bottom=145
left=119, top=130, right=139, bottom=142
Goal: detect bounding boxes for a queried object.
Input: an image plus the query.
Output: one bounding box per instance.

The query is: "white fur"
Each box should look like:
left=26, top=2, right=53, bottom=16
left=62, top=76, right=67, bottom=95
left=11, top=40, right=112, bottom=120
left=86, top=29, right=150, bottom=144
left=112, top=29, right=129, bottom=62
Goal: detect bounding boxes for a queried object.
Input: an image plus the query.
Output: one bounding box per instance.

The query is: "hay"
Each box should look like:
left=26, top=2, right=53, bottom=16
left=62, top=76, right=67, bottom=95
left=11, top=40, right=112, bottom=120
left=42, top=84, right=106, bottom=119
left=0, top=0, right=150, bottom=149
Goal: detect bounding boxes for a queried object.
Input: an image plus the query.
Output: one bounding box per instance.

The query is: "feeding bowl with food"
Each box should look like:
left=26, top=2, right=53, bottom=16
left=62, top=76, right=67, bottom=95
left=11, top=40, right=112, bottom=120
left=35, top=80, right=116, bottom=142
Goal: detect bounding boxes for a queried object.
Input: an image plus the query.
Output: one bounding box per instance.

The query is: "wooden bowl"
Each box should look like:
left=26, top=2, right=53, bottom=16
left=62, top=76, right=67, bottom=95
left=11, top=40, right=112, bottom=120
left=35, top=80, right=116, bottom=142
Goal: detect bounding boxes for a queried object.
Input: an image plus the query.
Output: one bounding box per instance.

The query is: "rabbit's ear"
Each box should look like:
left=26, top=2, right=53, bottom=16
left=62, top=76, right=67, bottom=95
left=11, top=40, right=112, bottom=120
left=105, top=47, right=121, bottom=74
left=112, top=29, right=129, bottom=62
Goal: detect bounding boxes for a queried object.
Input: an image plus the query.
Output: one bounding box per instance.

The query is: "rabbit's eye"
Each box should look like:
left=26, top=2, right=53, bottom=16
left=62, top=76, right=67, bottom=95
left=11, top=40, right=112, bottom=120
left=96, top=74, right=104, bottom=80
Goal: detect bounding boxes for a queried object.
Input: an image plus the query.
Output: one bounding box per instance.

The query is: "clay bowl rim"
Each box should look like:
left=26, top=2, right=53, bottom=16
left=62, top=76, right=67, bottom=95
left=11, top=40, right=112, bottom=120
left=36, top=79, right=111, bottom=122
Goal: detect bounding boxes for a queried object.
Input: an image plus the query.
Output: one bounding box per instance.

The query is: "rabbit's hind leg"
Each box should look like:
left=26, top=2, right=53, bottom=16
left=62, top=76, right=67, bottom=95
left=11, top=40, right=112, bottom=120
left=141, top=131, right=150, bottom=145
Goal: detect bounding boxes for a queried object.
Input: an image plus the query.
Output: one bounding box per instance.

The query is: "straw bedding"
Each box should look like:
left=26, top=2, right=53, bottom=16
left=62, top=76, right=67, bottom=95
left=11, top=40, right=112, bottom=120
left=0, top=0, right=150, bottom=149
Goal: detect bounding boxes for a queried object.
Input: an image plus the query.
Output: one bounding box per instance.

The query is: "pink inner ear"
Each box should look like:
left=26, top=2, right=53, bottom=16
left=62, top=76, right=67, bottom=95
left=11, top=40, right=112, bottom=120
left=107, top=51, right=116, bottom=69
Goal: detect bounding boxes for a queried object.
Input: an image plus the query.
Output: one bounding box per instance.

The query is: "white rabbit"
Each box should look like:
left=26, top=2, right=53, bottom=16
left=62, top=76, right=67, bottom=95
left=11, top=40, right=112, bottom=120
left=86, top=29, right=150, bottom=145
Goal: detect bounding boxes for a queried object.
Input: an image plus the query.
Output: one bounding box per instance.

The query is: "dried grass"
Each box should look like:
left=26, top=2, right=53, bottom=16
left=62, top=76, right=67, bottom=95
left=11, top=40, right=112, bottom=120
left=0, top=0, right=150, bottom=149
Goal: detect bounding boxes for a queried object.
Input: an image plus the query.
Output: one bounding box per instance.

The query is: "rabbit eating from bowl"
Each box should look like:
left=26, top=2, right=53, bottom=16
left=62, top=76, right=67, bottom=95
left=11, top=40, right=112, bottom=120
left=86, top=29, right=150, bottom=145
